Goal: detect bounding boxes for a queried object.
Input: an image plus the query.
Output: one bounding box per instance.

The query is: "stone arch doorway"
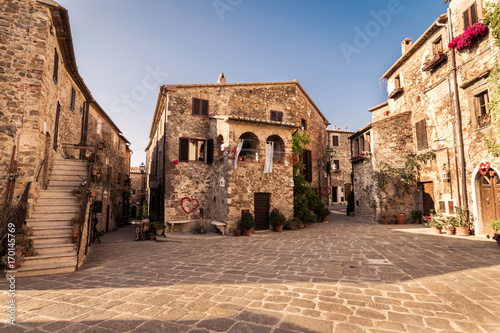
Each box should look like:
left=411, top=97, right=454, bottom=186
left=475, top=167, right=500, bottom=235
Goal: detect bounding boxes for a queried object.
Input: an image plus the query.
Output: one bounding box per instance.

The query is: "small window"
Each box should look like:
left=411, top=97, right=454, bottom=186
left=332, top=135, right=339, bottom=147
left=192, top=98, right=209, bottom=116
left=415, top=120, right=428, bottom=150
left=70, top=87, right=76, bottom=112
left=270, top=110, right=283, bottom=122
left=439, top=201, right=446, bottom=212
left=476, top=91, right=490, bottom=127
left=333, top=159, right=340, bottom=171
left=432, top=37, right=443, bottom=54
left=394, top=75, right=401, bottom=89
left=301, top=119, right=307, bottom=130
left=53, top=48, right=59, bottom=84
left=179, top=137, right=214, bottom=163
left=448, top=201, right=455, bottom=215
left=463, top=3, right=478, bottom=29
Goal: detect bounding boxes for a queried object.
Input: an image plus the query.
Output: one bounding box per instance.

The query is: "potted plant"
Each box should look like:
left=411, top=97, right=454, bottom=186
left=443, top=215, right=457, bottom=235
left=454, top=206, right=469, bottom=236
left=234, top=228, right=242, bottom=237
left=239, top=212, right=255, bottom=236
left=18, top=225, right=33, bottom=237
left=71, top=217, right=80, bottom=238
left=488, top=219, right=500, bottom=245
left=98, top=140, right=107, bottom=149
left=23, top=240, right=36, bottom=257
left=317, top=206, right=330, bottom=223
left=424, top=210, right=444, bottom=234
left=1, top=253, right=24, bottom=269
left=380, top=213, right=389, bottom=225
left=270, top=208, right=286, bottom=232
left=411, top=210, right=422, bottom=224
left=153, top=222, right=166, bottom=236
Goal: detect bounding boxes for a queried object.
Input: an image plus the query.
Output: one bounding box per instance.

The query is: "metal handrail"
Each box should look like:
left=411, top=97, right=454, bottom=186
left=35, top=158, right=45, bottom=182
left=0, top=182, right=31, bottom=248
left=76, top=141, right=97, bottom=270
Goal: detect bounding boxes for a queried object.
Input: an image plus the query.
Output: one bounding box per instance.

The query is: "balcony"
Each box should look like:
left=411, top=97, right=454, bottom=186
left=388, top=87, right=404, bottom=99
left=350, top=151, right=372, bottom=163
left=422, top=52, right=447, bottom=72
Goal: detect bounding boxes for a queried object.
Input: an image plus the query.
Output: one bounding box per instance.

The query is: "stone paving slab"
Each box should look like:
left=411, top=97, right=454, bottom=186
left=1, top=208, right=500, bottom=332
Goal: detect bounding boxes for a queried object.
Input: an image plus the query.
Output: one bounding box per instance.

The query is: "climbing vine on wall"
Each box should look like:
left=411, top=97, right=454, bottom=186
left=484, top=2, right=500, bottom=157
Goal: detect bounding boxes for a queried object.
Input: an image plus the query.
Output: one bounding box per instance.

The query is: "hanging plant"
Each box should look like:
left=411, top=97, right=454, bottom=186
left=448, top=22, right=488, bottom=51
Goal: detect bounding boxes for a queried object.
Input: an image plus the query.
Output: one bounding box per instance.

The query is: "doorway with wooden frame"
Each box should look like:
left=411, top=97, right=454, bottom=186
left=420, top=182, right=435, bottom=216
left=477, top=169, right=500, bottom=235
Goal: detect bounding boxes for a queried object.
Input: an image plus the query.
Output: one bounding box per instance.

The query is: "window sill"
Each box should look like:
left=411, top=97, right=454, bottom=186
left=422, top=52, right=447, bottom=72
left=388, top=88, right=404, bottom=99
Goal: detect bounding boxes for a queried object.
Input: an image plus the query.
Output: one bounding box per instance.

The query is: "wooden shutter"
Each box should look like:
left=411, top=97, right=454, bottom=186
left=415, top=121, right=422, bottom=148
left=270, top=111, right=276, bottom=121
left=206, top=139, right=214, bottom=164
left=332, top=135, right=339, bottom=146
left=305, top=149, right=312, bottom=183
left=201, top=99, right=208, bottom=115
left=70, top=87, right=76, bottom=111
left=53, top=49, right=59, bottom=84
left=420, top=121, right=428, bottom=149
left=179, top=138, right=189, bottom=162
left=463, top=9, right=470, bottom=29
left=192, top=99, right=200, bottom=115
left=277, top=111, right=283, bottom=122
left=470, top=3, right=478, bottom=25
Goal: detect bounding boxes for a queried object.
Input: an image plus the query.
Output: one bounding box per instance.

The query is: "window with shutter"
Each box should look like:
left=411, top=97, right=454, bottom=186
left=332, top=135, right=339, bottom=147
left=192, top=98, right=209, bottom=116
left=333, top=160, right=340, bottom=171
left=270, top=110, right=283, bottom=122
left=476, top=90, right=491, bottom=127
left=415, top=120, right=428, bottom=150
left=70, top=87, right=76, bottom=112
left=53, top=49, right=59, bottom=84
left=179, top=138, right=189, bottom=162
left=463, top=2, right=478, bottom=29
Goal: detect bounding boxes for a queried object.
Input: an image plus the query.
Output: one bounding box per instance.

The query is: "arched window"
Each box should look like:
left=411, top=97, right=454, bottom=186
left=266, top=135, right=285, bottom=162
left=239, top=132, right=259, bottom=161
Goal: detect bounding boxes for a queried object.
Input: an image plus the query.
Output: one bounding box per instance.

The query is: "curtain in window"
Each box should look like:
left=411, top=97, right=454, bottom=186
left=264, top=142, right=274, bottom=174
left=233, top=139, right=243, bottom=169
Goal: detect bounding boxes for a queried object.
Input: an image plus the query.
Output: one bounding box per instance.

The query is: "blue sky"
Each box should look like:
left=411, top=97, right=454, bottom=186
left=60, top=0, right=449, bottom=167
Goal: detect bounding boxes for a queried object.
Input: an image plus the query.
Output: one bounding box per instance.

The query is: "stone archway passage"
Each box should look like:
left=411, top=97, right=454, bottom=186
left=480, top=170, right=500, bottom=234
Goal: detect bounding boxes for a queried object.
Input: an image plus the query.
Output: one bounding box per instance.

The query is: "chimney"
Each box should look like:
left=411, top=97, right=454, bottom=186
left=217, top=72, right=226, bottom=84
left=401, top=38, right=412, bottom=55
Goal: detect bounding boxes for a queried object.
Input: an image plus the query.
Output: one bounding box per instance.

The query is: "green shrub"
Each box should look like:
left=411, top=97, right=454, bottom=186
left=269, top=208, right=286, bottom=226
left=239, top=212, right=255, bottom=230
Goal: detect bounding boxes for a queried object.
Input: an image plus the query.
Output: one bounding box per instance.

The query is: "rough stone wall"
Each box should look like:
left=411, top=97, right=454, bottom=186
left=351, top=154, right=376, bottom=220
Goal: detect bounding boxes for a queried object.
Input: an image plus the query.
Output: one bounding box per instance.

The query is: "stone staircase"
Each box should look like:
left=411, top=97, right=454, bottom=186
left=17, top=157, right=88, bottom=278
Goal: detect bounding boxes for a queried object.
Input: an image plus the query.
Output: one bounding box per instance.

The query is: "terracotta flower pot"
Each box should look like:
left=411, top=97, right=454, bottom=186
left=72, top=230, right=79, bottom=237
left=71, top=236, right=78, bottom=243
left=234, top=229, right=242, bottom=237
left=445, top=228, right=455, bottom=235
left=395, top=214, right=406, bottom=224
left=23, top=251, right=32, bottom=257
left=274, top=225, right=283, bottom=232
left=381, top=217, right=389, bottom=225
left=431, top=227, right=442, bottom=234
left=455, top=226, right=469, bottom=236
left=243, top=229, right=252, bottom=236
left=322, top=217, right=328, bottom=223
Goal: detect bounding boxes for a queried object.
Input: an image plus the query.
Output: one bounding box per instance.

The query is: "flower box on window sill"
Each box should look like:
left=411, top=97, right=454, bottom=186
left=422, top=52, right=447, bottom=72
left=388, top=87, right=404, bottom=99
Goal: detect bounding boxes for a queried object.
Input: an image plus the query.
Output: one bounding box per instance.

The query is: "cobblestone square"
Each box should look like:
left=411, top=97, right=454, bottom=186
left=2, top=208, right=500, bottom=332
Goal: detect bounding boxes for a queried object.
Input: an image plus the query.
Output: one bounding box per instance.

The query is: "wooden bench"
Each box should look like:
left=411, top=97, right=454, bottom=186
left=166, top=220, right=194, bottom=233
left=209, top=220, right=227, bottom=236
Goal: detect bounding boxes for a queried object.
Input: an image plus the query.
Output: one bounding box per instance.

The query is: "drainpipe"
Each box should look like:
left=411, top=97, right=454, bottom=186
left=444, top=8, right=469, bottom=216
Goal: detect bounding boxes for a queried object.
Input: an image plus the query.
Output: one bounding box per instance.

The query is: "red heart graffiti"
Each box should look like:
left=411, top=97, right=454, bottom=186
left=479, top=162, right=491, bottom=175
left=319, top=187, right=331, bottom=197
left=181, top=197, right=199, bottom=214
left=290, top=156, right=299, bottom=165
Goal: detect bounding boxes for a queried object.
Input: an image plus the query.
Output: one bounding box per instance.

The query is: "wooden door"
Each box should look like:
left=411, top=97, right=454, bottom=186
left=421, top=182, right=435, bottom=216
left=480, top=170, right=500, bottom=234
left=344, top=183, right=352, bottom=200
left=254, top=193, right=270, bottom=230
left=332, top=186, right=338, bottom=203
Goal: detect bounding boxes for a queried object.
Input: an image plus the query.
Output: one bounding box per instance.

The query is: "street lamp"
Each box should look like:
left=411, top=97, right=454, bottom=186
left=139, top=162, right=145, bottom=174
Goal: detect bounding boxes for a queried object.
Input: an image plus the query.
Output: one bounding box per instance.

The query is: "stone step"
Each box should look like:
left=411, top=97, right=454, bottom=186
left=31, top=234, right=72, bottom=246
left=33, top=204, right=79, bottom=213
left=22, top=253, right=77, bottom=267
left=35, top=244, right=75, bottom=255
left=13, top=261, right=76, bottom=278
left=49, top=174, right=87, bottom=182
left=38, top=190, right=74, bottom=198
left=36, top=197, right=77, bottom=206
left=46, top=186, right=80, bottom=191
left=48, top=180, right=83, bottom=187
left=27, top=219, right=72, bottom=228
left=29, top=210, right=75, bottom=221
left=32, top=226, right=72, bottom=236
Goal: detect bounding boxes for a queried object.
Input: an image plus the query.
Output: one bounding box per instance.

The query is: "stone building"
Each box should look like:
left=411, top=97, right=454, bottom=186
left=130, top=166, right=146, bottom=220
left=0, top=0, right=131, bottom=275
left=146, top=74, right=330, bottom=233
left=351, top=0, right=500, bottom=234
left=326, top=127, right=354, bottom=204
